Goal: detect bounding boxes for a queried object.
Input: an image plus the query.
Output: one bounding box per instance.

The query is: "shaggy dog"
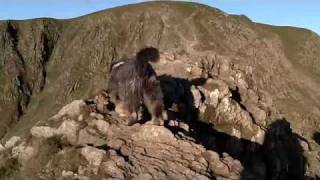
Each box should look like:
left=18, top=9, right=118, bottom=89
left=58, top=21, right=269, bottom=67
left=108, top=47, right=166, bottom=125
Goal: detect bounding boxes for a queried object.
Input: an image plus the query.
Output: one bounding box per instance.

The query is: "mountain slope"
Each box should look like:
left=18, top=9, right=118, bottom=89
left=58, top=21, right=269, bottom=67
left=0, top=1, right=320, bottom=178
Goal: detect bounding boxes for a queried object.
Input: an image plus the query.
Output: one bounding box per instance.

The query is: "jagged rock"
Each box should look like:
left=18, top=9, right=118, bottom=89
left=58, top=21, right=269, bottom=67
left=94, top=93, right=110, bottom=114
left=30, top=126, right=58, bottom=138
left=203, top=150, right=220, bottom=162
left=77, top=128, right=107, bottom=146
left=74, top=174, right=90, bottom=180
left=203, top=79, right=230, bottom=99
left=89, top=112, right=104, bottom=120
left=101, top=160, right=125, bottom=179
left=131, top=173, right=153, bottom=180
left=0, top=143, right=4, bottom=152
left=109, top=150, right=126, bottom=167
left=56, top=100, right=89, bottom=120
left=90, top=119, right=110, bottom=135
left=132, top=125, right=175, bottom=143
left=81, top=146, right=106, bottom=166
left=57, top=120, right=80, bottom=144
left=200, top=93, right=265, bottom=143
left=107, top=139, right=124, bottom=150
left=61, top=170, right=74, bottom=178
left=246, top=104, right=267, bottom=127
left=252, top=128, right=265, bottom=145
left=234, top=72, right=249, bottom=90
left=4, top=136, right=21, bottom=149
left=247, top=89, right=259, bottom=104
left=12, top=144, right=37, bottom=165
left=0, top=94, right=313, bottom=180
left=80, top=146, right=106, bottom=174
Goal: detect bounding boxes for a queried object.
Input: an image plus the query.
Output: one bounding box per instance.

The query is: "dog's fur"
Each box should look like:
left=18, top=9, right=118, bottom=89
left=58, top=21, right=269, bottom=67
left=108, top=47, right=166, bottom=125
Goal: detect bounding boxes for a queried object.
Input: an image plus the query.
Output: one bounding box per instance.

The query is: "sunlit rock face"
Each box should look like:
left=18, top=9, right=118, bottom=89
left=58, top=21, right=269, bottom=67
left=1, top=1, right=320, bottom=179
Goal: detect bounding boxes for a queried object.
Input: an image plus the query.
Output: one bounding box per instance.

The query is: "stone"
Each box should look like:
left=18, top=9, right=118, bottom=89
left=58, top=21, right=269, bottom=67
left=219, top=61, right=230, bottom=77
left=132, top=125, right=175, bottom=143
left=210, top=161, right=230, bottom=177
left=95, top=94, right=109, bottom=114
left=208, top=89, right=220, bottom=107
left=252, top=128, right=265, bottom=145
left=203, top=150, right=220, bottom=162
left=58, top=100, right=88, bottom=119
left=131, top=173, right=153, bottom=180
left=101, top=160, right=125, bottom=179
left=109, top=154, right=126, bottom=168
left=4, top=136, right=21, bottom=149
left=12, top=145, right=37, bottom=165
left=247, top=89, right=259, bottom=104
left=107, top=139, right=124, bottom=150
left=78, top=114, right=85, bottom=121
left=57, top=120, right=79, bottom=144
left=74, top=175, right=90, bottom=180
left=30, top=126, right=58, bottom=138
left=77, top=128, right=107, bottom=146
left=81, top=146, right=106, bottom=167
left=247, top=105, right=267, bottom=127
left=61, top=170, right=74, bottom=178
left=0, top=144, right=5, bottom=152
left=89, top=112, right=104, bottom=119
left=93, top=119, right=109, bottom=135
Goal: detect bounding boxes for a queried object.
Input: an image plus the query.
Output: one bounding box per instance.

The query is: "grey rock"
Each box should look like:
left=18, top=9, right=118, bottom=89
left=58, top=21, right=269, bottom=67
left=58, top=100, right=89, bottom=119
left=57, top=120, right=80, bottom=145
left=101, top=160, right=125, bottom=179
left=77, top=128, right=107, bottom=146
left=4, top=136, right=21, bottom=149
left=30, top=126, right=58, bottom=138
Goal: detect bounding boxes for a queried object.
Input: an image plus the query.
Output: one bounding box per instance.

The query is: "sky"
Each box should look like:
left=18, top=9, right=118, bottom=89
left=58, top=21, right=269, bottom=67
left=0, top=0, right=319, bottom=35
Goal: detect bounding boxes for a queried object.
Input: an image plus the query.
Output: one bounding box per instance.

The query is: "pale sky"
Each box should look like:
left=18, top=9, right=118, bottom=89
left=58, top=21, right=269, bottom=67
left=0, top=0, right=319, bottom=34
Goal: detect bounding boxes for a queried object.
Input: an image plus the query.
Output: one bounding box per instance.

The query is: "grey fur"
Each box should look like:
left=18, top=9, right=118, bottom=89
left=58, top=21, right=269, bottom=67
left=108, top=47, right=166, bottom=125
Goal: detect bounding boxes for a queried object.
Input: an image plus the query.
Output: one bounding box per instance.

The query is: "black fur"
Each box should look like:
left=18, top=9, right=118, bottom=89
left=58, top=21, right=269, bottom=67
left=108, top=47, right=165, bottom=125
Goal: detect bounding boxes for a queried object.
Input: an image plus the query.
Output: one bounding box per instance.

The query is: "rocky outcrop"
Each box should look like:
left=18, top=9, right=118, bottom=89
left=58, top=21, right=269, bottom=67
left=0, top=85, right=317, bottom=180
left=0, top=98, right=243, bottom=180
left=1, top=1, right=320, bottom=179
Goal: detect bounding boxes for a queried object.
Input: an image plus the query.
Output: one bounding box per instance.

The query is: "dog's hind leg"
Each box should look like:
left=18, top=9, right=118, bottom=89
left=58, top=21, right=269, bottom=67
left=125, top=101, right=140, bottom=126
left=143, top=92, right=165, bottom=126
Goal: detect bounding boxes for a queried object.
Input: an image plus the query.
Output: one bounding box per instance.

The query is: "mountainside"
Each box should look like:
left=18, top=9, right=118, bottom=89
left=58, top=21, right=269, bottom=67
left=0, top=1, right=320, bottom=179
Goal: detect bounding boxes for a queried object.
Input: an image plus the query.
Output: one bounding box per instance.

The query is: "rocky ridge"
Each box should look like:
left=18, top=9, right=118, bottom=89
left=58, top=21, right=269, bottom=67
left=0, top=93, right=299, bottom=180
left=1, top=52, right=319, bottom=179
left=0, top=1, right=320, bottom=179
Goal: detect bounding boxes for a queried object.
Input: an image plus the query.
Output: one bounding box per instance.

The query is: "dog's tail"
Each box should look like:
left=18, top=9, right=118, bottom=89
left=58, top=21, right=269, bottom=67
left=135, top=47, right=159, bottom=76
left=136, top=47, right=160, bottom=63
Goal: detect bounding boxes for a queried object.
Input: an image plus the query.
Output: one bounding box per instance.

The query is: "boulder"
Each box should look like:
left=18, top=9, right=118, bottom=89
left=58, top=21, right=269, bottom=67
left=57, top=120, right=80, bottom=145
left=30, top=126, right=58, bottom=138
left=57, top=100, right=89, bottom=119
left=4, top=136, right=21, bottom=149
left=77, top=128, right=107, bottom=146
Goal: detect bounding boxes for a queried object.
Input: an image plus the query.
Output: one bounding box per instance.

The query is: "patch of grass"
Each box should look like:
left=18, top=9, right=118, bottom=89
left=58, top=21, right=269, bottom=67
left=47, top=136, right=64, bottom=154
left=0, top=158, right=21, bottom=179
left=0, top=65, right=6, bottom=92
